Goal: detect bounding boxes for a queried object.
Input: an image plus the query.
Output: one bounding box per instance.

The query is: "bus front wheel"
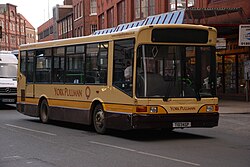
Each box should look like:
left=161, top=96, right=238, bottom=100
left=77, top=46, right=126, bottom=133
left=39, top=99, right=50, bottom=123
left=93, top=104, right=106, bottom=134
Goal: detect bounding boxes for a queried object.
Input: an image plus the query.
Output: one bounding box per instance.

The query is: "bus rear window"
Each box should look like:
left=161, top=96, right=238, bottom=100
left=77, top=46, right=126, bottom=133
left=152, top=28, right=208, bottom=43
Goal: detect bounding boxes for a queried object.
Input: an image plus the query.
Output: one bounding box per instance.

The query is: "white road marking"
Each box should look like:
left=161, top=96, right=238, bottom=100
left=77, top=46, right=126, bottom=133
left=89, top=141, right=200, bottom=166
left=89, top=141, right=136, bottom=152
left=2, top=155, right=22, bottom=160
left=5, top=124, right=57, bottom=136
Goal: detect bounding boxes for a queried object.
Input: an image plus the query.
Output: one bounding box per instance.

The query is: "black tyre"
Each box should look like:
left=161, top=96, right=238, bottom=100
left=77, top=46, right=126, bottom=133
left=93, top=104, right=106, bottom=134
left=39, top=99, right=50, bottom=123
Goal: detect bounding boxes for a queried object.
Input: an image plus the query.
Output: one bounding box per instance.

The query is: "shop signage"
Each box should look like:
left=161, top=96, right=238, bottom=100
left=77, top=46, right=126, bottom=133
left=239, top=24, right=250, bottom=46
left=244, top=60, right=250, bottom=80
left=216, top=38, right=226, bottom=49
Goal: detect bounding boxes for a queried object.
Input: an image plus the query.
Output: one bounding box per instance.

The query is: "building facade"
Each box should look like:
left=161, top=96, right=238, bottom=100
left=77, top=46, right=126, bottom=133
left=56, top=3, right=73, bottom=39
left=38, top=18, right=54, bottom=42
left=96, top=0, right=250, bottom=100
left=72, top=0, right=97, bottom=37
left=38, top=0, right=97, bottom=42
left=0, top=3, right=35, bottom=51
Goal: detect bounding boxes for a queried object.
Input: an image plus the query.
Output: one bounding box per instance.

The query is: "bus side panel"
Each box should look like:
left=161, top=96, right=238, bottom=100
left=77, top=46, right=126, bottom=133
left=17, top=102, right=39, bottom=117
left=105, top=112, right=132, bottom=130
left=49, top=106, right=91, bottom=125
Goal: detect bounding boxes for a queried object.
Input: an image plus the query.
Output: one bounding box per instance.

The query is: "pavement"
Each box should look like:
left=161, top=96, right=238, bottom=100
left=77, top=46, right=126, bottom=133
left=219, top=100, right=250, bottom=114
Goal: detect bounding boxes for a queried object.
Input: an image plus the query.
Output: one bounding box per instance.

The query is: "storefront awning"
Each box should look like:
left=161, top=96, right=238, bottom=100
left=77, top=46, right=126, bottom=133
left=184, top=8, right=248, bottom=24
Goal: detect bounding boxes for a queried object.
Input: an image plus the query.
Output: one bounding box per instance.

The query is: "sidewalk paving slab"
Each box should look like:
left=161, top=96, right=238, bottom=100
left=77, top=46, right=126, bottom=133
left=218, top=100, right=250, bottom=114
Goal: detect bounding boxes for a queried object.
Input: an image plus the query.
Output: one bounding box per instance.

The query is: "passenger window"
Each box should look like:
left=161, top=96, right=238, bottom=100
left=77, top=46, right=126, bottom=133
left=113, top=39, right=134, bottom=96
left=35, top=49, right=52, bottom=83
left=27, top=51, right=34, bottom=83
left=86, top=42, right=108, bottom=85
left=65, top=46, right=85, bottom=84
left=53, top=47, right=65, bottom=83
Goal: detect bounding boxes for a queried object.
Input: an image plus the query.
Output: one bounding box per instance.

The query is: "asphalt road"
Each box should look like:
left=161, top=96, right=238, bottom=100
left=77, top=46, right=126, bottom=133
left=0, top=104, right=249, bottom=167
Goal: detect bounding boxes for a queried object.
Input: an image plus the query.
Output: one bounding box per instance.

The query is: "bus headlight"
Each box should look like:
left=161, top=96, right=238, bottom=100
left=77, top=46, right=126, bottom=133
left=150, top=106, right=158, bottom=113
left=206, top=105, right=214, bottom=112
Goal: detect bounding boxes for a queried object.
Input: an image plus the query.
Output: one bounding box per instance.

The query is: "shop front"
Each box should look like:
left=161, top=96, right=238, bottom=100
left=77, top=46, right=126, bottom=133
left=217, top=41, right=250, bottom=100
left=184, top=8, right=250, bottom=101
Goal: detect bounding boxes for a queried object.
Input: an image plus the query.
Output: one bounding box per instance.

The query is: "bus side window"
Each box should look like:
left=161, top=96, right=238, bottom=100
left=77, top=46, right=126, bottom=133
left=86, top=42, right=108, bottom=85
left=113, top=39, right=134, bottom=96
left=20, top=51, right=26, bottom=76
left=97, top=43, right=108, bottom=84
left=35, top=49, right=52, bottom=83
left=65, top=46, right=84, bottom=84
left=53, top=47, right=65, bottom=83
left=26, top=51, right=35, bottom=83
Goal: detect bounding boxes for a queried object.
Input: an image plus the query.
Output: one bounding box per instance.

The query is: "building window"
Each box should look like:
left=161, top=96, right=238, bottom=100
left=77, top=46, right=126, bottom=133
left=77, top=3, right=80, bottom=18
left=134, top=0, right=140, bottom=19
left=69, top=16, right=73, bottom=31
left=50, top=26, right=53, bottom=34
left=91, top=24, right=97, bottom=34
left=74, top=5, right=76, bottom=19
left=11, top=11, right=15, bottom=17
left=107, top=7, right=114, bottom=28
left=99, top=13, right=104, bottom=29
left=80, top=2, right=83, bottom=17
left=0, top=20, right=4, bottom=29
left=117, top=0, right=126, bottom=24
left=134, top=0, right=155, bottom=19
left=20, top=25, right=24, bottom=33
left=58, top=22, right=62, bottom=36
left=168, top=0, right=194, bottom=11
left=90, top=0, right=97, bottom=15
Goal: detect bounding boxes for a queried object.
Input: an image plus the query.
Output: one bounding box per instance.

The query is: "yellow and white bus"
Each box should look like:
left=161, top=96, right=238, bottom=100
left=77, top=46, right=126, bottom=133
left=17, top=24, right=219, bottom=134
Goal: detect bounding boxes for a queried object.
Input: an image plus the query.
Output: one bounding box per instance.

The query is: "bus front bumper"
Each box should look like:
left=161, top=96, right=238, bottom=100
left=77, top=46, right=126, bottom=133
left=105, top=112, right=219, bottom=130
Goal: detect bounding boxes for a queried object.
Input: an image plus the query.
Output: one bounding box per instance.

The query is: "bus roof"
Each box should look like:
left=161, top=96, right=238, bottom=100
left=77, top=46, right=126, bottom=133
left=20, top=24, right=216, bottom=51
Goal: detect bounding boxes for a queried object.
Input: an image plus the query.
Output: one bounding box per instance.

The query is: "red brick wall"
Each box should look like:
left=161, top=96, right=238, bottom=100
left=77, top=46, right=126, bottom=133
left=37, top=18, right=54, bottom=42
left=194, top=0, right=250, bottom=19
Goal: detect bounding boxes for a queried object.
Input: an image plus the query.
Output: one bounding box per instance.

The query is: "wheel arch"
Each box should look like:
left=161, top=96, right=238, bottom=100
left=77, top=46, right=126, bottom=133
left=38, top=95, right=49, bottom=115
left=89, top=98, right=105, bottom=125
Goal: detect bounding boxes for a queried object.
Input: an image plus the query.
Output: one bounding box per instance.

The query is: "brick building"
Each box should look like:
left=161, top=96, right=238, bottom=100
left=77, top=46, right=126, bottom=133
left=0, top=3, right=35, bottom=51
left=25, top=18, right=36, bottom=44
left=38, top=18, right=54, bottom=42
left=38, top=0, right=97, bottom=42
left=57, top=4, right=73, bottom=39
left=72, top=0, right=97, bottom=36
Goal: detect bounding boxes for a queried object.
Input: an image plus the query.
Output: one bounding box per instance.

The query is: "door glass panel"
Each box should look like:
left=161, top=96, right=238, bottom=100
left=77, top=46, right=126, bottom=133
left=224, top=55, right=236, bottom=93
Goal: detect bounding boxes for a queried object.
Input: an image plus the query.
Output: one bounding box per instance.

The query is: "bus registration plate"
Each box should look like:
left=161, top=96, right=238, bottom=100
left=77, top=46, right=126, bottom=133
left=173, top=122, right=191, bottom=128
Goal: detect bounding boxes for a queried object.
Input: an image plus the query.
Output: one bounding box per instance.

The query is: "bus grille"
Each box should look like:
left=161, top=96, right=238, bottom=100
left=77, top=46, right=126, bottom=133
left=0, top=87, right=17, bottom=94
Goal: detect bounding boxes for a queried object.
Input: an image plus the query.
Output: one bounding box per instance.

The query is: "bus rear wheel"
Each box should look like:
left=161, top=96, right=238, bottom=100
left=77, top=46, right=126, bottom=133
left=93, top=104, right=106, bottom=134
left=39, top=99, right=50, bottom=123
